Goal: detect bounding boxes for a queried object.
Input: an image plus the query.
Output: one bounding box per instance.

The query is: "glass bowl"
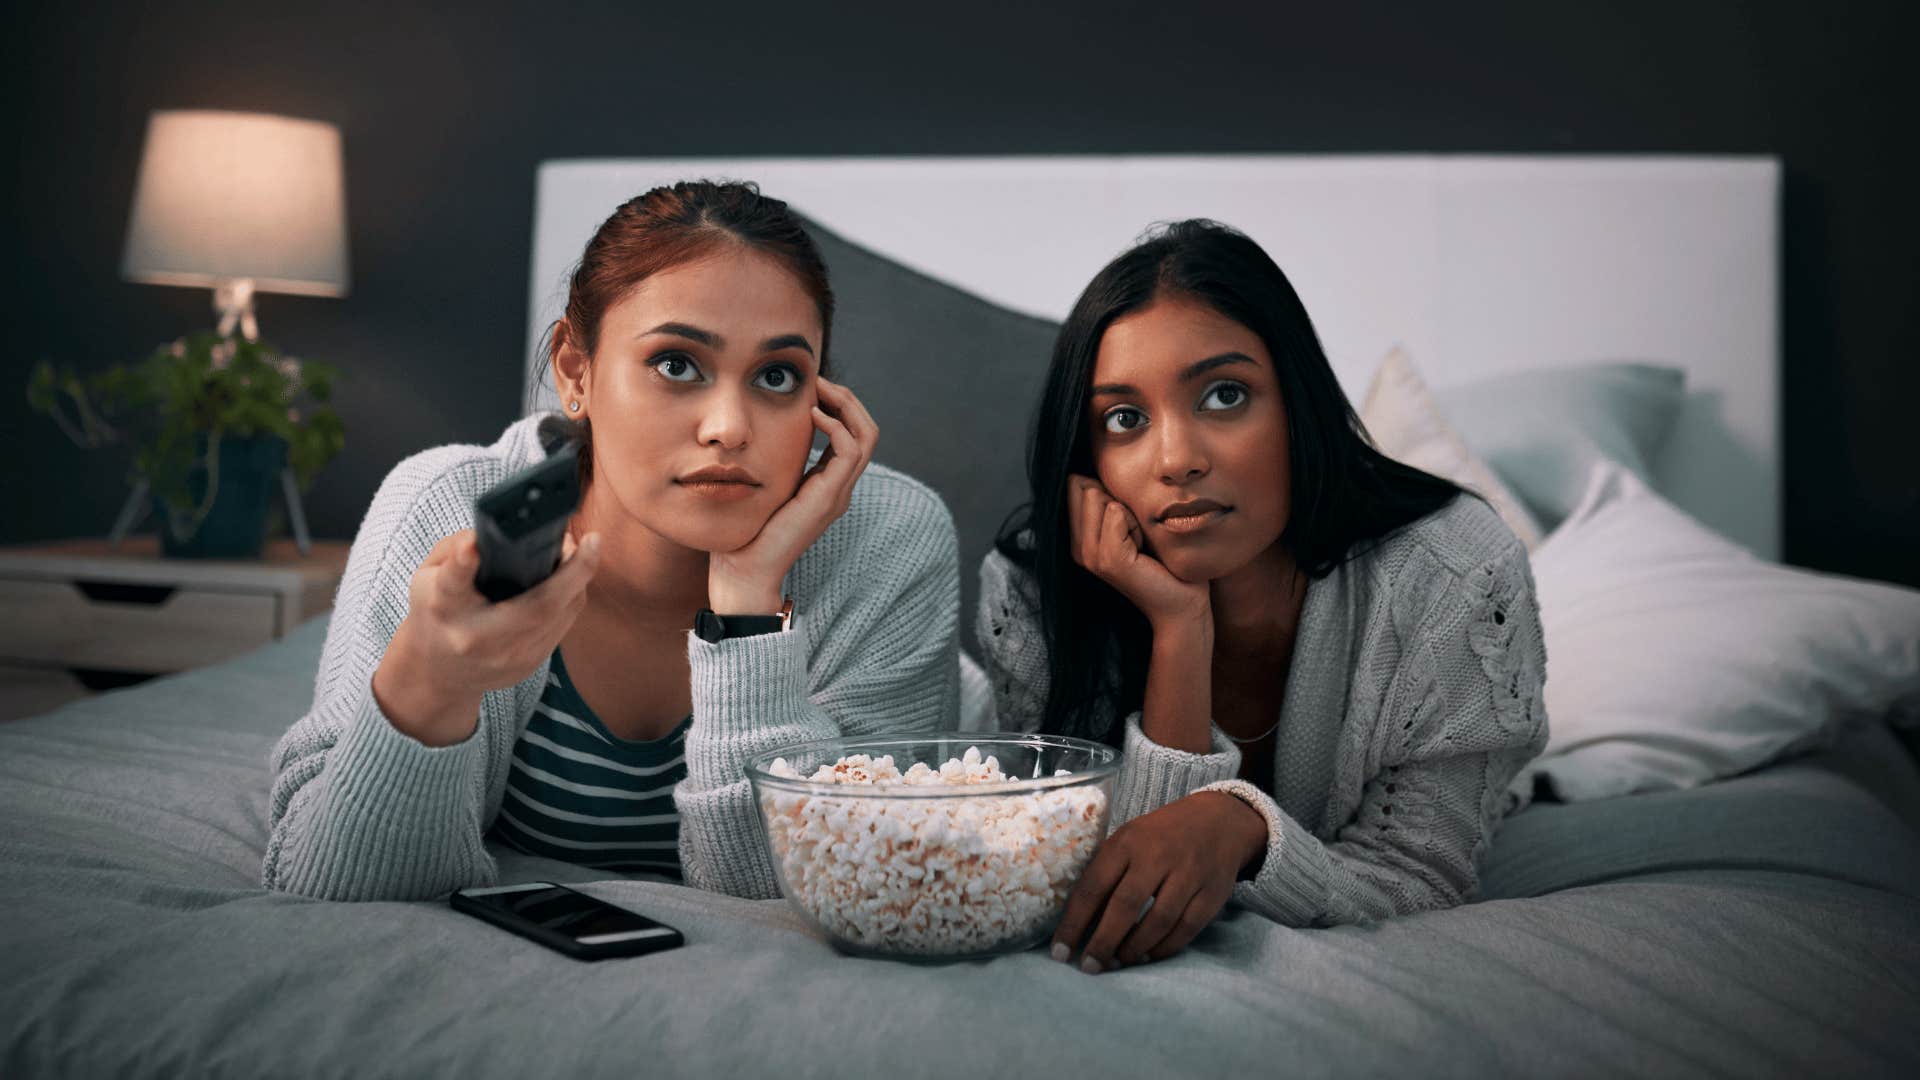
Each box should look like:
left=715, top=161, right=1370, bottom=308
left=746, top=732, right=1119, bottom=961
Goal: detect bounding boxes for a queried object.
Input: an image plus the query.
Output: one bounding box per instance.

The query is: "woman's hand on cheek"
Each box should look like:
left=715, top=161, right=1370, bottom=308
left=708, top=377, right=877, bottom=613
left=1051, top=791, right=1267, bottom=972
left=1066, top=475, right=1209, bottom=630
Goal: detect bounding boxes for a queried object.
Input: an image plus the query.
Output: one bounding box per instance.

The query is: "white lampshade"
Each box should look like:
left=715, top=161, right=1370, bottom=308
left=121, top=110, right=349, bottom=298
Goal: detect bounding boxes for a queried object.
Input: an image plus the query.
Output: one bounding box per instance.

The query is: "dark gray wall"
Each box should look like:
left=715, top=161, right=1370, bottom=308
left=4, top=1, right=1915, bottom=586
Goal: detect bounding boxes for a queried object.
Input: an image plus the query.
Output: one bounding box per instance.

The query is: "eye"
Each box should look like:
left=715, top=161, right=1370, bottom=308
left=651, top=352, right=702, bottom=383
left=1102, top=406, right=1147, bottom=435
left=753, top=363, right=803, bottom=394
left=1199, top=380, right=1249, bottom=412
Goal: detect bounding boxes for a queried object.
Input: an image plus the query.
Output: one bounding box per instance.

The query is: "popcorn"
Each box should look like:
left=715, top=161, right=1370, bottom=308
left=758, top=747, right=1109, bottom=956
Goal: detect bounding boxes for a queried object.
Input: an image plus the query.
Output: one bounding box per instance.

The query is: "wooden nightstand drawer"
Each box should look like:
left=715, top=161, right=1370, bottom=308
left=0, top=578, right=282, bottom=673
left=0, top=538, right=350, bottom=684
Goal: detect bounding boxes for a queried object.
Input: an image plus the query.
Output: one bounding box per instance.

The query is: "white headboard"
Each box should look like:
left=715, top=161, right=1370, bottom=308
left=528, top=155, right=1780, bottom=558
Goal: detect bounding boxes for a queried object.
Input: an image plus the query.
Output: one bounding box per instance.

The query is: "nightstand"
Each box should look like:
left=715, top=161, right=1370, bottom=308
left=0, top=537, right=350, bottom=720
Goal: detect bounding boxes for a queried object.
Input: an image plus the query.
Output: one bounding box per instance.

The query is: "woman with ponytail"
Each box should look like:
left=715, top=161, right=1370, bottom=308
left=265, top=181, right=959, bottom=901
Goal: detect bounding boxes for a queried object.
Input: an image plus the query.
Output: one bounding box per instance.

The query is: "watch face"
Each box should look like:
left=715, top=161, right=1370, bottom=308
left=694, top=609, right=724, bottom=643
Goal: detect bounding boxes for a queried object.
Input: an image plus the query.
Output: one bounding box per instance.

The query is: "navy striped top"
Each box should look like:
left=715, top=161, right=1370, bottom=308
left=489, top=649, right=690, bottom=879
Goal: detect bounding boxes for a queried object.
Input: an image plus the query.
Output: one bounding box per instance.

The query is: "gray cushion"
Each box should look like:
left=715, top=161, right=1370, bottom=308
left=1435, top=361, right=1686, bottom=530
left=802, top=217, right=1060, bottom=655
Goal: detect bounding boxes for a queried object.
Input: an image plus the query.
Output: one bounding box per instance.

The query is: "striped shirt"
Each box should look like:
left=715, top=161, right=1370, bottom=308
left=489, top=649, right=690, bottom=879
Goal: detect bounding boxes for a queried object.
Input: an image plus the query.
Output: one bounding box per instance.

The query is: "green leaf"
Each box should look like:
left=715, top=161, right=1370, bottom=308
left=24, top=332, right=347, bottom=494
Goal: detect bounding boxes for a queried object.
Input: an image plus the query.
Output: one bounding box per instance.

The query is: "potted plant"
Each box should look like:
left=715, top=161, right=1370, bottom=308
left=27, top=332, right=344, bottom=559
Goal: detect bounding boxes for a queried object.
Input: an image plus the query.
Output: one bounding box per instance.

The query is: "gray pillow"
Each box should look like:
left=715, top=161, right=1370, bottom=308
left=1434, top=362, right=1686, bottom=530
left=801, top=217, right=1060, bottom=657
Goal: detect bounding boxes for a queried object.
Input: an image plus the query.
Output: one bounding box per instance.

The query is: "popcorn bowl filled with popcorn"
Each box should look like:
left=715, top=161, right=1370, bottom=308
left=747, top=733, right=1119, bottom=961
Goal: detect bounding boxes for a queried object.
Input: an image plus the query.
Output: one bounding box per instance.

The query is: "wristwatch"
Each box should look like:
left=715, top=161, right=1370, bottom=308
left=693, top=596, right=795, bottom=643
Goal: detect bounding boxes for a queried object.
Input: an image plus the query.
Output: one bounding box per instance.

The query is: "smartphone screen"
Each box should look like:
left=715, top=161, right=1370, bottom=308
left=452, top=882, right=683, bottom=957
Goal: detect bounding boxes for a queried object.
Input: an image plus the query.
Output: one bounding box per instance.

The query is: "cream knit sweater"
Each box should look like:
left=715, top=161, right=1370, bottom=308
left=264, top=415, right=960, bottom=901
left=977, top=495, right=1549, bottom=928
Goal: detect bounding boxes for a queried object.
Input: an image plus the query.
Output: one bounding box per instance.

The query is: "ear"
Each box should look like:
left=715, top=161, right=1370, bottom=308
left=551, top=321, right=591, bottom=408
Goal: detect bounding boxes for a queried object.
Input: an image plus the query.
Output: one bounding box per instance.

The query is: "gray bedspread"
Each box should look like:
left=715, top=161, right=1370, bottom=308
left=4, top=619, right=1918, bottom=1079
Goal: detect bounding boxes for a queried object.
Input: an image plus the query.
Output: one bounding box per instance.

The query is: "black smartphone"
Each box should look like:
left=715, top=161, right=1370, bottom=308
left=473, top=442, right=581, bottom=602
left=450, top=881, right=685, bottom=961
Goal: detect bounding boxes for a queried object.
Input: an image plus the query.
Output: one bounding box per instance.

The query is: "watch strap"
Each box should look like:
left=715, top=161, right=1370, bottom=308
left=695, top=597, right=795, bottom=642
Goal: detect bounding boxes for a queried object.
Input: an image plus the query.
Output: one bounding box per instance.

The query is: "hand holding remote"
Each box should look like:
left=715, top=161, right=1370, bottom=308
left=372, top=528, right=602, bottom=747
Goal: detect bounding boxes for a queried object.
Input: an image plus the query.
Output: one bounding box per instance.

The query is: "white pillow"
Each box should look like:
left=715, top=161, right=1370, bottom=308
left=1359, top=347, right=1544, bottom=549
left=1515, top=461, right=1920, bottom=801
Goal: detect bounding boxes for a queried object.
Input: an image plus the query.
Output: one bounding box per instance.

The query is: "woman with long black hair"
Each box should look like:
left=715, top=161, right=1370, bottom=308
left=980, top=220, right=1548, bottom=973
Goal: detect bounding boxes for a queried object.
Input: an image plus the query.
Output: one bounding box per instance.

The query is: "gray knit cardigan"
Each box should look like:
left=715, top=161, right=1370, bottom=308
left=976, top=495, right=1549, bottom=928
left=264, top=415, right=960, bottom=901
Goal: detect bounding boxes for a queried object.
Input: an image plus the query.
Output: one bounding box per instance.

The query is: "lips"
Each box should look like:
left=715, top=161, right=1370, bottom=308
left=677, top=465, right=760, bottom=486
left=675, top=464, right=762, bottom=503
left=1156, top=498, right=1229, bottom=523
left=1155, top=497, right=1232, bottom=536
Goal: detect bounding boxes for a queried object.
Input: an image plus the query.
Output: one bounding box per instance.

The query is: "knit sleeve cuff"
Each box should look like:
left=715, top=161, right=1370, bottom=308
left=1109, top=711, right=1242, bottom=829
left=672, top=776, right=782, bottom=900
left=1196, top=778, right=1335, bottom=927
left=680, top=629, right=841, bottom=893
left=687, top=626, right=809, bottom=729
left=683, top=627, right=839, bottom=790
left=276, top=687, right=492, bottom=900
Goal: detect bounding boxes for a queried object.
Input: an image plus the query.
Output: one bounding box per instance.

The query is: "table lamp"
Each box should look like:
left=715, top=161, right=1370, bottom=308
left=121, top=109, right=349, bottom=340
left=109, top=109, right=349, bottom=553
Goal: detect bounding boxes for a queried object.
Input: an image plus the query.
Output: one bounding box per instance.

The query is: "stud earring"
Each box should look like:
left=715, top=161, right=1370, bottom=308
left=568, top=401, right=581, bottom=413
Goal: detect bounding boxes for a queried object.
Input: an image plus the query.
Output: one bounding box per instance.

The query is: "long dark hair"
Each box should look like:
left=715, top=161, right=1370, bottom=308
left=995, top=219, right=1465, bottom=745
left=534, top=180, right=835, bottom=478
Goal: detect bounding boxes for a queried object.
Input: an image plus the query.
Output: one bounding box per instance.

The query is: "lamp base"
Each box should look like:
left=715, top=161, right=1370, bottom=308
left=107, top=466, right=312, bottom=557
left=213, top=278, right=259, bottom=342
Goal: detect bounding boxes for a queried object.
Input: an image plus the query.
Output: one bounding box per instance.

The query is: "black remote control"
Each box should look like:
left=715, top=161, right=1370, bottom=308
left=473, top=443, right=582, bottom=602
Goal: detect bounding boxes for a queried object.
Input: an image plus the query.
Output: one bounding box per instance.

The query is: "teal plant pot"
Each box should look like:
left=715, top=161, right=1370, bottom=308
left=157, top=433, right=289, bottom=560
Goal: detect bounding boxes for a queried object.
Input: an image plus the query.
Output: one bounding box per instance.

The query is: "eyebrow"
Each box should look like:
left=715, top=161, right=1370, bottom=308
left=1090, top=352, right=1257, bottom=398
left=640, top=322, right=815, bottom=358
left=759, top=333, right=815, bottom=357
left=642, top=322, right=717, bottom=346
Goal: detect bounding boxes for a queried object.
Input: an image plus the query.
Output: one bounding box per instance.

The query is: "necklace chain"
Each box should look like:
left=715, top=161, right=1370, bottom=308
left=1223, top=718, right=1282, bottom=745
left=1215, top=566, right=1306, bottom=749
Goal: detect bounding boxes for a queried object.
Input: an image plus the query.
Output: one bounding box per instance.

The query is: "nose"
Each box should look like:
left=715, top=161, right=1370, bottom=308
left=696, top=386, right=752, bottom=450
left=1154, top=417, right=1209, bottom=485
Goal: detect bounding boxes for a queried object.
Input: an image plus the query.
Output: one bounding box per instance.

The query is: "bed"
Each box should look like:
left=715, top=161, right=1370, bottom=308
left=6, top=156, right=1918, bottom=1077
